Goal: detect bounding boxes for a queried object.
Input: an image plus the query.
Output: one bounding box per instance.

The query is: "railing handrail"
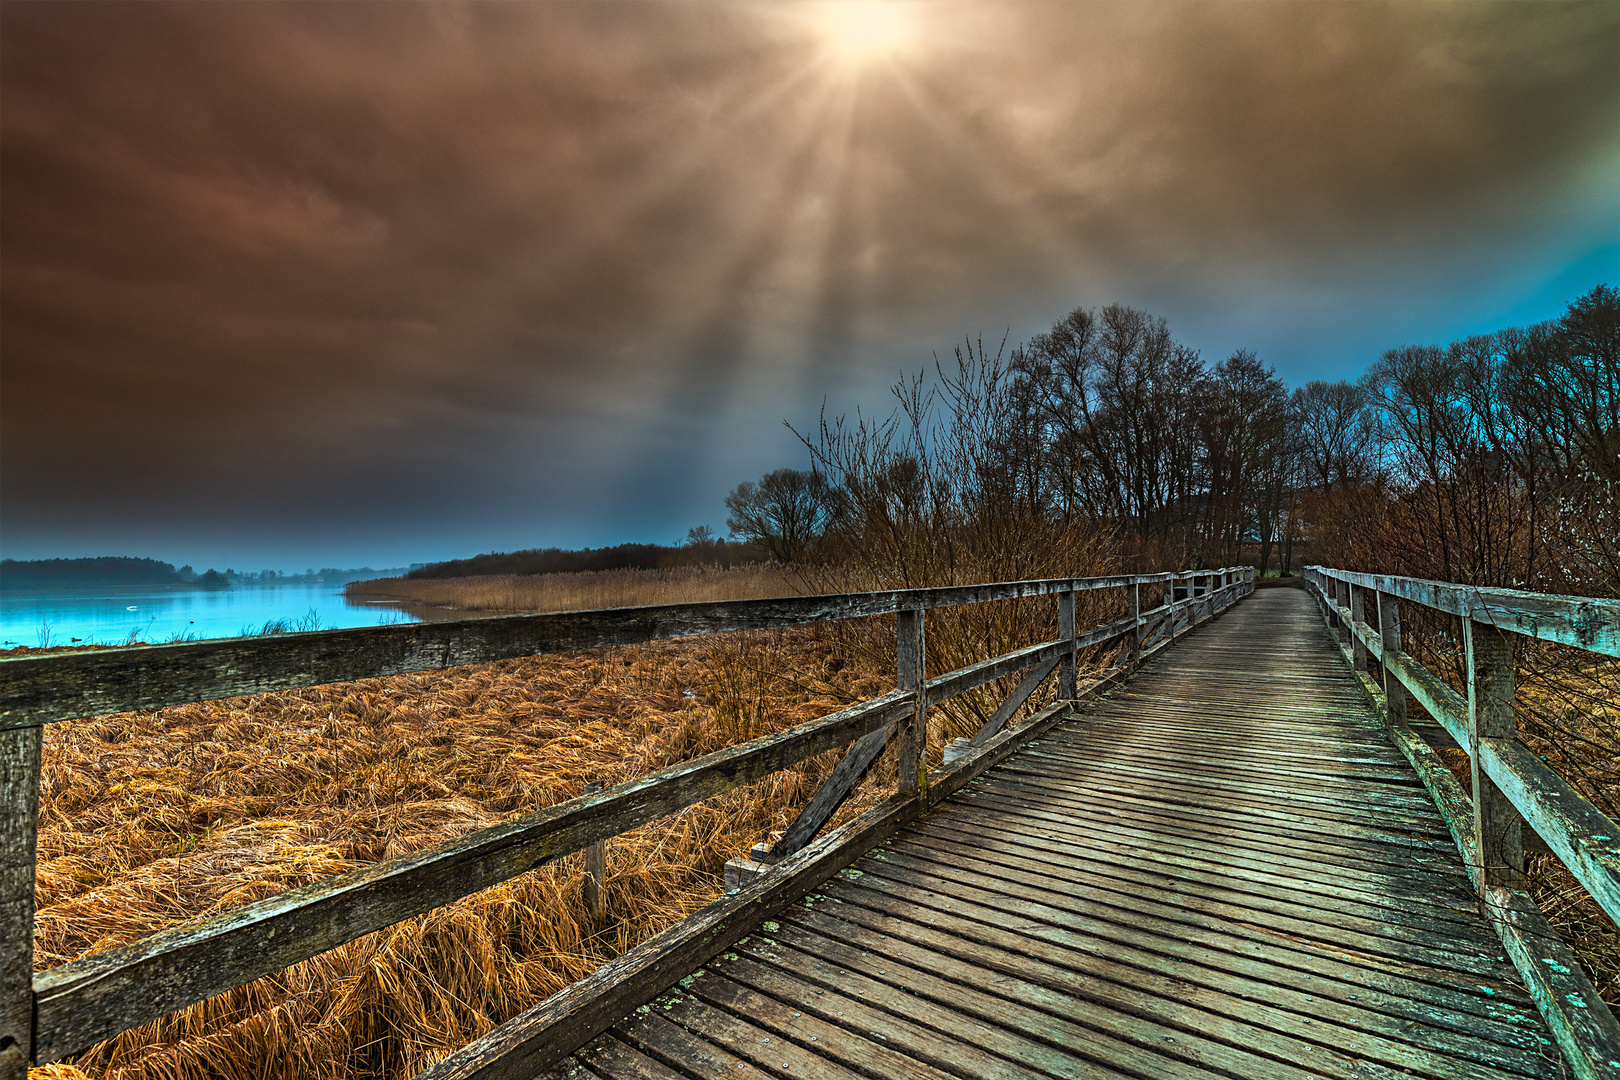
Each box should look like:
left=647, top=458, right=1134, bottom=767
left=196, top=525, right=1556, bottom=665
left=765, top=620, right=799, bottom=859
left=1302, top=565, right=1620, bottom=1079
left=1306, top=566, right=1620, bottom=657
left=0, top=568, right=1251, bottom=731
left=4, top=568, right=1255, bottom=1069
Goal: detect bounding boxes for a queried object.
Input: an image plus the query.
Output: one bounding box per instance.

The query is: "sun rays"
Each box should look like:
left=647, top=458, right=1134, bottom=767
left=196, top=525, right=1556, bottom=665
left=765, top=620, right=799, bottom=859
left=807, top=1, right=917, bottom=70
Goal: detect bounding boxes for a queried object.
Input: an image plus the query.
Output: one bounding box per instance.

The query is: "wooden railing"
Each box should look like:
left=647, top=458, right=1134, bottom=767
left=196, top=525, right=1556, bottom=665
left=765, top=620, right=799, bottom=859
left=1303, top=566, right=1620, bottom=1080
left=0, top=566, right=1253, bottom=1078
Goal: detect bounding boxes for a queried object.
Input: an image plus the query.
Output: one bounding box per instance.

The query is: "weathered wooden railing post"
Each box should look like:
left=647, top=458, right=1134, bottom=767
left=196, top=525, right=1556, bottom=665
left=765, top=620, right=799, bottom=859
left=1, top=726, right=41, bottom=1080
left=1464, top=608, right=1525, bottom=890
left=896, top=608, right=926, bottom=796
left=1376, top=591, right=1407, bottom=729
left=1335, top=580, right=1351, bottom=649
left=1125, top=579, right=1141, bottom=664
left=581, top=781, right=606, bottom=921
left=1348, top=582, right=1369, bottom=673
left=1058, top=590, right=1077, bottom=698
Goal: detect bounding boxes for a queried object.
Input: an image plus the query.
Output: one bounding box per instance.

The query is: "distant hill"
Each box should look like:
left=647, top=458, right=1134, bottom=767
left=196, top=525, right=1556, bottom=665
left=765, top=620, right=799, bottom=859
left=1, top=556, right=184, bottom=590
left=406, top=541, right=764, bottom=579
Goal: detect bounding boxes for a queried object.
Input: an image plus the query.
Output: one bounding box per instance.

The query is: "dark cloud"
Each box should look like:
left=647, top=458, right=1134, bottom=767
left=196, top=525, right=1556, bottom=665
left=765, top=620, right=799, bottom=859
left=3, top=1, right=1616, bottom=566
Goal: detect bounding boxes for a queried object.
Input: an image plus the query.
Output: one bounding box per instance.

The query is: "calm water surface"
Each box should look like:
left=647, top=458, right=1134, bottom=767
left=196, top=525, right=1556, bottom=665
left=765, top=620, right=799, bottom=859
left=0, top=582, right=424, bottom=647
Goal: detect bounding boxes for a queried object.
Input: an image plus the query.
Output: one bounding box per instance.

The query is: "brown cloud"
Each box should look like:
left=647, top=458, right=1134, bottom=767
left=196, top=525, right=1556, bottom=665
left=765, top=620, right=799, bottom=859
left=3, top=1, right=1615, bottom=561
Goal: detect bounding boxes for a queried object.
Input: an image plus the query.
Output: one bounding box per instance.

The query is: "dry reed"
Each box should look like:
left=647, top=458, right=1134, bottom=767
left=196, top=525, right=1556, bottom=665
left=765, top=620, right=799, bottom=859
left=32, top=625, right=895, bottom=1080
left=344, top=564, right=798, bottom=615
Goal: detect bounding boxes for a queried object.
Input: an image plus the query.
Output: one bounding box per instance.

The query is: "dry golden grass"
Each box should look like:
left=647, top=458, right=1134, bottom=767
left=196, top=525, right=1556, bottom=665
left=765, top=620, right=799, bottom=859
left=32, top=625, right=907, bottom=1080
left=344, top=563, right=799, bottom=614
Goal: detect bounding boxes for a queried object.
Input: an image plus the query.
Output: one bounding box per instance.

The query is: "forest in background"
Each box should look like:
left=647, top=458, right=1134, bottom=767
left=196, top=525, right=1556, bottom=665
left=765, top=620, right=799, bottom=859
left=711, top=283, right=1619, bottom=601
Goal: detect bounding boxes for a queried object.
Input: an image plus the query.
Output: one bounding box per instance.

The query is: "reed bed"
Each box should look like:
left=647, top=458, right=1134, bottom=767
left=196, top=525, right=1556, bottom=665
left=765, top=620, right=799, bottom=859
left=33, top=625, right=904, bottom=1080
left=344, top=563, right=799, bottom=615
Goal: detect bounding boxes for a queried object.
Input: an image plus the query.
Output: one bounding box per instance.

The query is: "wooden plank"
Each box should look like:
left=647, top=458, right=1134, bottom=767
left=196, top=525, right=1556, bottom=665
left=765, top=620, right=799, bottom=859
left=1378, top=590, right=1408, bottom=729
left=768, top=724, right=896, bottom=862
left=971, top=768, right=1471, bottom=884
left=988, top=761, right=1457, bottom=853
left=572, top=1034, right=688, bottom=1080
left=1483, top=883, right=1620, bottom=1080
left=714, top=946, right=1097, bottom=1080
left=679, top=969, right=950, bottom=1080
left=581, top=781, right=606, bottom=921
left=31, top=688, right=914, bottom=1062
left=895, top=609, right=924, bottom=797
left=969, top=656, right=1057, bottom=746
left=806, top=879, right=1546, bottom=1078
left=1313, top=577, right=1620, bottom=1078
left=615, top=1008, right=854, bottom=1080
left=862, top=842, right=1517, bottom=982
left=411, top=794, right=919, bottom=1080
left=1310, top=567, right=1620, bottom=656
left=946, top=790, right=1483, bottom=919
left=1058, top=591, right=1076, bottom=698
left=0, top=726, right=41, bottom=1080
left=1466, top=620, right=1525, bottom=889
left=638, top=990, right=881, bottom=1080
left=406, top=682, right=1113, bottom=1080
left=825, top=853, right=1545, bottom=1053
left=1021, top=733, right=1429, bottom=790
left=744, top=923, right=1235, bottom=1080
left=930, top=799, right=1486, bottom=929
left=3, top=571, right=1248, bottom=730
left=1378, top=645, right=1620, bottom=929
left=840, top=841, right=1538, bottom=1028
left=790, top=896, right=1448, bottom=1080
left=1007, top=748, right=1443, bottom=821
left=896, top=820, right=1509, bottom=968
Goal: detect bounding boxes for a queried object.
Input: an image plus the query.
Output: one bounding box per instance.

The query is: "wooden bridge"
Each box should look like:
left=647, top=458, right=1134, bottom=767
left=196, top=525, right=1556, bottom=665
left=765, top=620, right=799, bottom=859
left=3, top=569, right=1619, bottom=1079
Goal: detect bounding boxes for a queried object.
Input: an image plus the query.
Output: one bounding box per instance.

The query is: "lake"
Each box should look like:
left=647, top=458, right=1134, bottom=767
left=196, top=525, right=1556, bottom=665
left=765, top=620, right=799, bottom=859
left=0, top=581, right=426, bottom=648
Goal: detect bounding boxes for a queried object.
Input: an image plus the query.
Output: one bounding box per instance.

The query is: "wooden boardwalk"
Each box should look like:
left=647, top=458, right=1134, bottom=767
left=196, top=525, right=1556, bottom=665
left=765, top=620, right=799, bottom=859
left=544, top=589, right=1564, bottom=1080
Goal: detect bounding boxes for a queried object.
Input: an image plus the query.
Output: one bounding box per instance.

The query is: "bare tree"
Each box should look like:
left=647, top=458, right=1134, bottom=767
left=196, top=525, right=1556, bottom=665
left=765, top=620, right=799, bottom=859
left=724, top=468, right=831, bottom=563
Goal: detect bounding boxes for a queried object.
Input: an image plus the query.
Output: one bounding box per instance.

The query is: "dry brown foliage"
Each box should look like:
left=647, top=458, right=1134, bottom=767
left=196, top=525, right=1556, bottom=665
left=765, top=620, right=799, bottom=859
left=344, top=563, right=798, bottom=615
left=32, top=625, right=897, bottom=1080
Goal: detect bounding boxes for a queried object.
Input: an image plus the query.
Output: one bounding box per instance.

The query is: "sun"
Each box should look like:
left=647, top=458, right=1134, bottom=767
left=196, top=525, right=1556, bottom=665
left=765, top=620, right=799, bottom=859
left=809, top=1, right=915, bottom=68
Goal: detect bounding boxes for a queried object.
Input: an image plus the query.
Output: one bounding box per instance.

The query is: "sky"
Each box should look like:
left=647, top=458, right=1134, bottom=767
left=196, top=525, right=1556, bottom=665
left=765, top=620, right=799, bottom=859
left=3, top=1, right=1617, bottom=572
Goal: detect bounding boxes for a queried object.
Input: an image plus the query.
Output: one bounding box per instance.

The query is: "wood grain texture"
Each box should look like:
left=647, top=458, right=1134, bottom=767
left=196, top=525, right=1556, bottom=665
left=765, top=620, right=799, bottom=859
left=407, top=684, right=1112, bottom=1080
left=969, top=655, right=1057, bottom=746
left=1309, top=566, right=1620, bottom=656
left=1467, top=620, right=1525, bottom=889
left=768, top=724, right=896, bottom=862
left=553, top=587, right=1567, bottom=1080
left=1310, top=580, right=1620, bottom=1079
left=0, top=727, right=40, bottom=1080
left=1313, top=576, right=1620, bottom=931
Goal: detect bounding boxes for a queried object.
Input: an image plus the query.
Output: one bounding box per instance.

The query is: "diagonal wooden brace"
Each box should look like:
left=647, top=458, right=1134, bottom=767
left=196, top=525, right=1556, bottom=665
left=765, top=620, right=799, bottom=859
left=765, top=721, right=899, bottom=863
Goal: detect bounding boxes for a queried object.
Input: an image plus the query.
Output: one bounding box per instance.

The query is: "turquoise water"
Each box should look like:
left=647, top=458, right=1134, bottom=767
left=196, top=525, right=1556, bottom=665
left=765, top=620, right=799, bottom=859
left=0, top=582, right=423, bottom=647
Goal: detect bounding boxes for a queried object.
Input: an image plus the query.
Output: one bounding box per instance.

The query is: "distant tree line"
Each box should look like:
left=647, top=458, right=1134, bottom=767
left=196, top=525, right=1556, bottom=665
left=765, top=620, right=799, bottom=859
left=722, top=283, right=1617, bottom=598
left=405, top=539, right=766, bottom=580
left=0, top=557, right=408, bottom=590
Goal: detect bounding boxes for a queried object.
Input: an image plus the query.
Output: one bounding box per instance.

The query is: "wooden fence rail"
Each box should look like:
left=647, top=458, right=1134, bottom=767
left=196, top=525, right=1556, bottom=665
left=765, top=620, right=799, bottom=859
left=1303, top=565, right=1620, bottom=1080
left=0, top=567, right=1253, bottom=1076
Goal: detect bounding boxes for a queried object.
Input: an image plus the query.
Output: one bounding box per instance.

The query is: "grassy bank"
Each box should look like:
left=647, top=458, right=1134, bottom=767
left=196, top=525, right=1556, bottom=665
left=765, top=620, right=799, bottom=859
left=345, top=563, right=799, bottom=614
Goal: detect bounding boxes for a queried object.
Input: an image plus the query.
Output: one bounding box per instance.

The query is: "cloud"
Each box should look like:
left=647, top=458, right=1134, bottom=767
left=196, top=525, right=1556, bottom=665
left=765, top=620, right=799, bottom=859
left=2, top=0, right=1616, bottom=562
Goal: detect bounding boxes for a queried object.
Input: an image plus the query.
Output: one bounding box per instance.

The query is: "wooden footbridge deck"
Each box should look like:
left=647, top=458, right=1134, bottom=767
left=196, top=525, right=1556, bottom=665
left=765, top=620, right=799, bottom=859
left=4, top=568, right=1620, bottom=1079
left=539, top=590, right=1561, bottom=1080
